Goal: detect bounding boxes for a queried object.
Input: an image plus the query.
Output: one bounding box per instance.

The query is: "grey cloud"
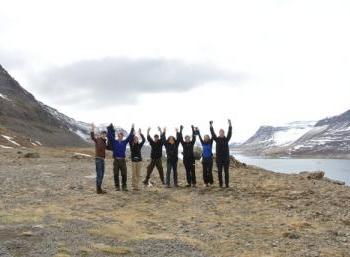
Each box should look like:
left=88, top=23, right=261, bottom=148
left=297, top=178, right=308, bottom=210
left=31, top=57, right=243, bottom=107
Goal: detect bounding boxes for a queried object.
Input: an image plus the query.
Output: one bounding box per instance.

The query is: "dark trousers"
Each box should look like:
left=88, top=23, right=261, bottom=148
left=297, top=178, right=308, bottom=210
left=166, top=159, right=178, bottom=186
left=145, top=158, right=165, bottom=184
left=202, top=157, right=213, bottom=185
left=95, top=158, right=105, bottom=188
left=113, top=158, right=127, bottom=189
left=183, top=158, right=196, bottom=185
left=217, top=158, right=230, bottom=187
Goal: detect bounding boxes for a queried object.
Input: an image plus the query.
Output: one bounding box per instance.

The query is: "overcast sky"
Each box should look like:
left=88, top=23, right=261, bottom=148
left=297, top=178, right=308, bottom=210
left=1, top=0, right=350, bottom=142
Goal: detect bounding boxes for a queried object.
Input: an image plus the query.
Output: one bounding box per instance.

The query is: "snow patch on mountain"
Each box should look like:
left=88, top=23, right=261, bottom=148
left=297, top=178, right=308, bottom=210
left=0, top=93, right=9, bottom=100
left=1, top=135, right=21, bottom=146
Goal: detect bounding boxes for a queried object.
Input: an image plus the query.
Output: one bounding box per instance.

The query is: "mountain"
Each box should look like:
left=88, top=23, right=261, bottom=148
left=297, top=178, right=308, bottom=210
left=0, top=64, right=91, bottom=147
left=235, top=121, right=316, bottom=155
left=235, top=110, right=350, bottom=158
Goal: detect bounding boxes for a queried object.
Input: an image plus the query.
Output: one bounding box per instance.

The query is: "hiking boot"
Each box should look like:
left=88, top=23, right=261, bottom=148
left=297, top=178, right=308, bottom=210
left=115, top=187, right=120, bottom=191
left=122, top=185, right=128, bottom=191
left=185, top=184, right=191, bottom=188
left=143, top=179, right=148, bottom=186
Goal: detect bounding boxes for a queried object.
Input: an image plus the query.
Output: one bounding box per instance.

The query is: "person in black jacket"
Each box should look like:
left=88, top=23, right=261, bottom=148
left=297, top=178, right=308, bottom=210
left=179, top=125, right=197, bottom=187
left=143, top=127, right=165, bottom=185
left=162, top=127, right=181, bottom=187
left=129, top=129, right=146, bottom=191
left=210, top=119, right=232, bottom=188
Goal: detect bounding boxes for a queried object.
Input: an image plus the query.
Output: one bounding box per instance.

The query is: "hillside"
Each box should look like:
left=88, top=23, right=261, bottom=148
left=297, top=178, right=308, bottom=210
left=0, top=64, right=90, bottom=147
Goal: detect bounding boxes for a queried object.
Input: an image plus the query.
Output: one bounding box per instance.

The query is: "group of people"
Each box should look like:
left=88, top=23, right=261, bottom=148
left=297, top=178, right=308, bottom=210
left=90, top=120, right=232, bottom=194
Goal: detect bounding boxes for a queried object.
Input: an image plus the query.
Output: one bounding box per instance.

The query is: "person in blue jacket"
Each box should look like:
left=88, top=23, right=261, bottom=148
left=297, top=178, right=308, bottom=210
left=197, top=128, right=214, bottom=187
left=107, top=123, right=134, bottom=191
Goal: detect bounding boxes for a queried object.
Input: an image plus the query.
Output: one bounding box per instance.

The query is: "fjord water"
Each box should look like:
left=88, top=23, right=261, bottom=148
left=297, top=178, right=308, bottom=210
left=233, top=153, right=350, bottom=185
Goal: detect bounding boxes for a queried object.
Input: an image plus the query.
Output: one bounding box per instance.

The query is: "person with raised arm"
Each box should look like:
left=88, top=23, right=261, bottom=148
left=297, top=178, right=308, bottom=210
left=107, top=123, right=134, bottom=191
left=162, top=127, right=181, bottom=187
left=210, top=119, right=232, bottom=188
left=90, top=123, right=108, bottom=194
left=197, top=128, right=214, bottom=187
left=143, top=127, right=165, bottom=185
left=129, top=129, right=146, bottom=191
left=179, top=125, right=197, bottom=187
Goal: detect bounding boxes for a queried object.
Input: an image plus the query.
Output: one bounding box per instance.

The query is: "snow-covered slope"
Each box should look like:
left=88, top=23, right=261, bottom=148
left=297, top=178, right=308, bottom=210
left=235, top=110, right=350, bottom=157
left=238, top=121, right=316, bottom=153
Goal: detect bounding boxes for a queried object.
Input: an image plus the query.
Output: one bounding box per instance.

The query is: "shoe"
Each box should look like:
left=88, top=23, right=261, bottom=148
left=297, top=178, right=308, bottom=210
left=192, top=184, right=197, bottom=188
left=185, top=184, right=191, bottom=188
left=115, top=187, right=120, bottom=191
left=97, top=187, right=107, bottom=194
left=143, top=179, right=148, bottom=185
left=122, top=186, right=128, bottom=191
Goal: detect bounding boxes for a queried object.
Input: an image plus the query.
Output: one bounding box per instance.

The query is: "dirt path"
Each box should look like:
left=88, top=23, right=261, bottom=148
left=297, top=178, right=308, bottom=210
left=0, top=148, right=350, bottom=257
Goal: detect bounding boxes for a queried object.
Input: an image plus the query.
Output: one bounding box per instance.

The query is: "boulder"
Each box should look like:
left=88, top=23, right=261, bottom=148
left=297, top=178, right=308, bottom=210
left=23, top=152, right=40, bottom=158
left=299, top=171, right=325, bottom=180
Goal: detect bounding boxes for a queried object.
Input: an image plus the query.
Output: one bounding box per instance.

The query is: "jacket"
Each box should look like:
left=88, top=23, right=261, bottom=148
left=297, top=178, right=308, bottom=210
left=162, top=132, right=180, bottom=161
left=107, top=125, right=134, bottom=159
left=90, top=132, right=107, bottom=159
left=129, top=133, right=145, bottom=162
left=210, top=125, right=232, bottom=160
left=198, top=131, right=213, bottom=159
left=179, top=127, right=196, bottom=159
left=147, top=134, right=163, bottom=159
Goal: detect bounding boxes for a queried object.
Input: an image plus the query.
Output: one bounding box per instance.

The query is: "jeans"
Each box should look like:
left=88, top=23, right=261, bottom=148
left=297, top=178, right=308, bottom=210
left=202, top=157, right=213, bottom=185
left=113, top=158, right=127, bottom=189
left=145, top=158, right=165, bottom=184
left=217, top=158, right=230, bottom=187
left=166, top=159, right=178, bottom=186
left=184, top=158, right=196, bottom=185
left=95, top=158, right=105, bottom=188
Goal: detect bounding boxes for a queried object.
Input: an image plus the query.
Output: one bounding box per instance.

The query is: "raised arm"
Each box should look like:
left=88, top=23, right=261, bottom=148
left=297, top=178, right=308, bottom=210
left=124, top=124, right=135, bottom=142
left=107, top=124, right=116, bottom=147
left=90, top=123, right=97, bottom=142
left=161, top=127, right=167, bottom=145
left=209, top=121, right=217, bottom=141
left=175, top=128, right=181, bottom=146
left=179, top=125, right=185, bottom=145
left=140, top=130, right=146, bottom=147
left=227, top=119, right=232, bottom=141
left=191, top=125, right=196, bottom=144
left=197, top=129, right=204, bottom=144
left=147, top=127, right=154, bottom=145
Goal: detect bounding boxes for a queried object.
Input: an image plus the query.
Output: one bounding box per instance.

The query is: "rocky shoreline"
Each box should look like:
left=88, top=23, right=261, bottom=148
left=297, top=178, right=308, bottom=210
left=0, top=147, right=349, bottom=257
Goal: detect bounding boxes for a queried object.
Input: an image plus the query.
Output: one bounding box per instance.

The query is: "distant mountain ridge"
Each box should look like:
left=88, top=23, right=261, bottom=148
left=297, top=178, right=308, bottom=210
left=235, top=111, right=350, bottom=158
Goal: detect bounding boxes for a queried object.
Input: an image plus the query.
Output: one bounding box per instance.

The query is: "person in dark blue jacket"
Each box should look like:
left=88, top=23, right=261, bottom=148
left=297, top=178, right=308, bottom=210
left=210, top=119, right=232, bottom=188
left=162, top=127, right=181, bottom=187
left=197, top=129, right=214, bottom=187
left=107, top=123, right=134, bottom=191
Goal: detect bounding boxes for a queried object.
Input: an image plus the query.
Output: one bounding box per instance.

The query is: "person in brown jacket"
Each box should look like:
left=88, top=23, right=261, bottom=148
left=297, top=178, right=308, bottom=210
left=90, top=123, right=107, bottom=194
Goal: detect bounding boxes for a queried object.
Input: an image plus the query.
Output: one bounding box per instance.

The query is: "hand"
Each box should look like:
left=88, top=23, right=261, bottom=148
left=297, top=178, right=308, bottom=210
left=132, top=123, right=135, bottom=128
left=175, top=128, right=179, bottom=133
left=147, top=127, right=151, bottom=133
left=209, top=121, right=213, bottom=125
left=157, top=126, right=162, bottom=132
left=191, top=125, right=194, bottom=130
left=180, top=125, right=184, bottom=130
left=228, top=119, right=232, bottom=126
left=138, top=128, right=141, bottom=134
left=163, top=127, right=167, bottom=132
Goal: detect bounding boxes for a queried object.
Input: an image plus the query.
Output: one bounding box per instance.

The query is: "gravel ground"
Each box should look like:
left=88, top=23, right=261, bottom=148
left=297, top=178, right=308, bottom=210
left=0, top=147, right=350, bottom=257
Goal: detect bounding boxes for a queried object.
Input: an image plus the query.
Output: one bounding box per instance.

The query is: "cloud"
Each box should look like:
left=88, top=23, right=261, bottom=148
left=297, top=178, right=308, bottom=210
left=30, top=57, right=242, bottom=107
left=0, top=50, right=28, bottom=70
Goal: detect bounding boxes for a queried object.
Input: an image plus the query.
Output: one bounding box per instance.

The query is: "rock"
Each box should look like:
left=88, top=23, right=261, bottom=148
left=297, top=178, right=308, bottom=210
left=230, top=156, right=247, bottom=168
left=72, top=152, right=92, bottom=159
left=23, top=152, right=40, bottom=158
left=282, top=231, right=300, bottom=239
left=21, top=231, right=34, bottom=237
left=299, top=171, right=325, bottom=180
